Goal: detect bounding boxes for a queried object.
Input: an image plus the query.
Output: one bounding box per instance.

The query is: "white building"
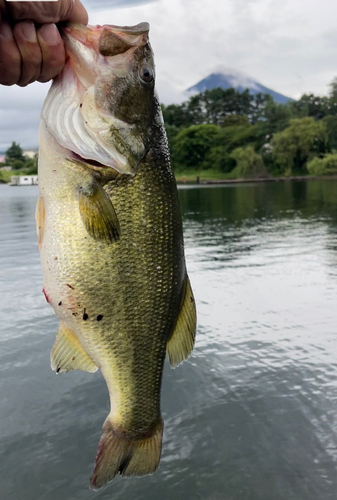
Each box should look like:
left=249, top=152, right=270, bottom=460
left=10, top=175, right=38, bottom=186
left=23, top=150, right=38, bottom=159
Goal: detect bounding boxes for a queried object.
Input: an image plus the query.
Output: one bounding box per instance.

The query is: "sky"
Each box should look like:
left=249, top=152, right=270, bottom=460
left=1, top=0, right=337, bottom=150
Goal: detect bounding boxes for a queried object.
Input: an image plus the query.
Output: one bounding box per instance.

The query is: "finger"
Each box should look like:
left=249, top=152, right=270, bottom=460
left=37, top=23, right=65, bottom=83
left=2, top=0, right=88, bottom=25
left=13, top=21, right=42, bottom=87
left=62, top=0, right=88, bottom=25
left=0, top=21, right=21, bottom=85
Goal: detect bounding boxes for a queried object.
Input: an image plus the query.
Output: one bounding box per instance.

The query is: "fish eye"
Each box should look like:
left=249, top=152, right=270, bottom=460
left=139, top=66, right=154, bottom=84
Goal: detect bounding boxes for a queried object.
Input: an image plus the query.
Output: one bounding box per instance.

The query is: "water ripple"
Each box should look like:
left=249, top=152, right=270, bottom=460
left=1, top=182, right=337, bottom=499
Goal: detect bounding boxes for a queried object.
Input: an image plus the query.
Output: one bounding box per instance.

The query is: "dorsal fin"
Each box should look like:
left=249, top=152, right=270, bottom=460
left=166, top=275, right=197, bottom=368
left=51, top=322, right=98, bottom=374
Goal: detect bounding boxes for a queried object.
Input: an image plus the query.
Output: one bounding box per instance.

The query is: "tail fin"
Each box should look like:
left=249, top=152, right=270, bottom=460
left=90, top=417, right=163, bottom=490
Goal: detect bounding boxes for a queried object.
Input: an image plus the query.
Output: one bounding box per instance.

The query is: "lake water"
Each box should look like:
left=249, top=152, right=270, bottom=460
left=0, top=181, right=337, bottom=500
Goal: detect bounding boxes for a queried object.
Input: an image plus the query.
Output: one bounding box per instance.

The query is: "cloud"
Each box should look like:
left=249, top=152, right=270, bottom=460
left=84, top=0, right=158, bottom=8
left=0, top=84, right=49, bottom=151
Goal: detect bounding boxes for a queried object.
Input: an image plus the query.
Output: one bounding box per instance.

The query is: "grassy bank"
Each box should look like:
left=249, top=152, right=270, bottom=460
left=2, top=168, right=337, bottom=186
left=174, top=169, right=235, bottom=183
left=174, top=169, right=337, bottom=184
left=0, top=169, right=37, bottom=184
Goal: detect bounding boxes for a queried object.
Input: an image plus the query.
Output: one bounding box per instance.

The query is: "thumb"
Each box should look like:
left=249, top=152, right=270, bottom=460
left=60, top=0, right=88, bottom=25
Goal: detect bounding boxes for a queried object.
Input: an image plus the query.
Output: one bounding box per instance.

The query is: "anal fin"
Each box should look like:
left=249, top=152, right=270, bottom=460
left=51, top=321, right=98, bottom=374
left=167, top=275, right=197, bottom=368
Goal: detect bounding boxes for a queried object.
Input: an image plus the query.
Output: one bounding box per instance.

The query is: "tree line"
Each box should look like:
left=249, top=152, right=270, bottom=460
left=3, top=79, right=337, bottom=182
left=0, top=142, right=37, bottom=174
left=162, top=78, right=337, bottom=178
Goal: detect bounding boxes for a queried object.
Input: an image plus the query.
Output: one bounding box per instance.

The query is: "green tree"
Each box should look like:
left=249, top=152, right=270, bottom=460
left=290, top=94, right=330, bottom=120
left=5, top=142, right=25, bottom=164
left=172, top=124, right=220, bottom=169
left=271, top=117, right=328, bottom=174
left=327, top=77, right=337, bottom=115
left=255, top=99, right=292, bottom=150
left=199, top=88, right=253, bottom=125
left=307, top=154, right=337, bottom=175
left=322, top=115, right=337, bottom=151
left=230, top=146, right=266, bottom=178
left=24, top=155, right=38, bottom=174
left=329, top=77, right=337, bottom=99
left=162, top=103, right=195, bottom=128
left=216, top=123, right=258, bottom=152
left=250, top=93, right=274, bottom=124
left=162, top=87, right=271, bottom=128
left=11, top=159, right=25, bottom=170
left=222, top=115, right=250, bottom=127
left=207, top=146, right=234, bottom=172
left=164, top=124, right=180, bottom=156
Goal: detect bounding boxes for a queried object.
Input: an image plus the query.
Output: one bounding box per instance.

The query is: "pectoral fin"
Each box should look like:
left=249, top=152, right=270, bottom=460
left=51, top=322, right=98, bottom=373
left=78, top=180, right=120, bottom=243
left=167, top=275, right=197, bottom=368
left=35, top=195, right=45, bottom=249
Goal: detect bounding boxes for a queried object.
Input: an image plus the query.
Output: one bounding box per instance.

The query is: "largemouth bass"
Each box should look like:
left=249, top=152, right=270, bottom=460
left=36, top=22, right=196, bottom=489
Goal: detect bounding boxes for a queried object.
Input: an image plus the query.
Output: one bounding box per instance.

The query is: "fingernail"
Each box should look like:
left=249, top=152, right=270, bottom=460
left=21, top=21, right=37, bottom=43
left=40, top=24, right=60, bottom=45
left=0, top=22, right=13, bottom=41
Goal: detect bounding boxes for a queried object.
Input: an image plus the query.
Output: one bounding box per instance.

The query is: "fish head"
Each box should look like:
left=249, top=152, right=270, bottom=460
left=41, top=23, right=158, bottom=175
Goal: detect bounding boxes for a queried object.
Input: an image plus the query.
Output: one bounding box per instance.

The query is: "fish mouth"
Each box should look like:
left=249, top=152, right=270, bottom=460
left=72, top=151, right=106, bottom=168
left=42, top=23, right=151, bottom=177
left=71, top=151, right=112, bottom=170
left=71, top=152, right=121, bottom=179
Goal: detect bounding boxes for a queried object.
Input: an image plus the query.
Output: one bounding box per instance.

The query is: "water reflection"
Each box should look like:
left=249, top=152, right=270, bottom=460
left=179, top=181, right=337, bottom=224
left=0, top=181, right=337, bottom=500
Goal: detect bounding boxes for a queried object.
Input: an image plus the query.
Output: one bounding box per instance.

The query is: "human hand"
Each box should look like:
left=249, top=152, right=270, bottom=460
left=0, top=0, right=88, bottom=86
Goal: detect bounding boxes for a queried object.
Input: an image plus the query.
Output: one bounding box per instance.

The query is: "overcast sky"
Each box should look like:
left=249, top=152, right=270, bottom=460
left=1, top=0, right=337, bottom=150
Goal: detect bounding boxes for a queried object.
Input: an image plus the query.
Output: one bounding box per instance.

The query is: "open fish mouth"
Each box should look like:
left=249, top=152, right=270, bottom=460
left=41, top=23, right=154, bottom=176
left=71, top=152, right=108, bottom=169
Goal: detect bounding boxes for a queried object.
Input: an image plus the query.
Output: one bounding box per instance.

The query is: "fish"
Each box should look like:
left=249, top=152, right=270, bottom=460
left=36, top=22, right=196, bottom=489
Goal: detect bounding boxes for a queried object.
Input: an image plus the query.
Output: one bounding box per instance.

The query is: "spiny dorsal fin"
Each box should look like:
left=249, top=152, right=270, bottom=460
left=78, top=180, right=120, bottom=243
left=51, top=322, right=98, bottom=374
left=35, top=195, right=45, bottom=249
left=167, top=275, right=197, bottom=368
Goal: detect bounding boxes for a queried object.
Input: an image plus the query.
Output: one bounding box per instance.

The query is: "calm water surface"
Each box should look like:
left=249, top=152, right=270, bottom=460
left=0, top=181, right=336, bottom=500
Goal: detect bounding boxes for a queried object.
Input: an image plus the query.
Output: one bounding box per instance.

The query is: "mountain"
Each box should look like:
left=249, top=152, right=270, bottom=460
left=186, top=67, right=292, bottom=104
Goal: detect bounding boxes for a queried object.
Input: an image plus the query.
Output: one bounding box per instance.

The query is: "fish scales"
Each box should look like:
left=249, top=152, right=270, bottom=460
left=37, top=22, right=196, bottom=489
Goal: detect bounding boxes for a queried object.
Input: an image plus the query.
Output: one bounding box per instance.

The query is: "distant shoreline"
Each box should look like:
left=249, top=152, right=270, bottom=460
left=176, top=175, right=337, bottom=185
left=2, top=175, right=337, bottom=187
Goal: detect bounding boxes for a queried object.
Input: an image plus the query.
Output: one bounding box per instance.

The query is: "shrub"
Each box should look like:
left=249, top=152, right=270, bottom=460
left=307, top=154, right=337, bottom=175
left=230, top=146, right=267, bottom=178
